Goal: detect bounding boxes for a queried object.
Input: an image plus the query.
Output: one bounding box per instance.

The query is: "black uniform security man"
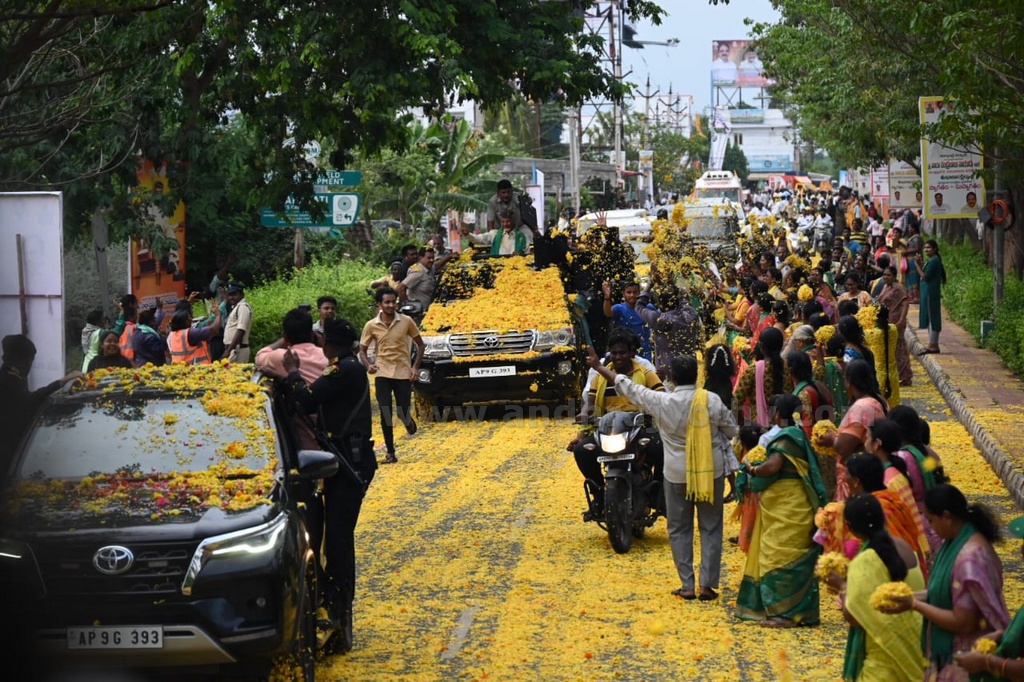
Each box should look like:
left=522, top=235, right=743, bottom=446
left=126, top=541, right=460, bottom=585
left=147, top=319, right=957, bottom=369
left=282, top=317, right=376, bottom=654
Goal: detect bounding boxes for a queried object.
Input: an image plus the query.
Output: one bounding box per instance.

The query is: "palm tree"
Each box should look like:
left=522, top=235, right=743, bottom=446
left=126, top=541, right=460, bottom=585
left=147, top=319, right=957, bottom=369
left=373, top=115, right=506, bottom=230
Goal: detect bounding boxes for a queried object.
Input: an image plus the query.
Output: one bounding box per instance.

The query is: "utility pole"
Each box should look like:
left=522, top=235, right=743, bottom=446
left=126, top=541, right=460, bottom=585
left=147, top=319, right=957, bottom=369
left=610, top=1, right=622, bottom=186
left=568, top=107, right=581, bottom=216
left=638, top=76, right=659, bottom=204
left=993, top=149, right=1006, bottom=306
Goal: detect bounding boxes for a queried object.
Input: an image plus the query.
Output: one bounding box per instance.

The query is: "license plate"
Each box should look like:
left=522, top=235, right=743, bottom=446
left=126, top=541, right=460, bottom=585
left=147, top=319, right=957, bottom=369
left=67, top=626, right=163, bottom=649
left=597, top=453, right=635, bottom=463
left=468, top=366, right=516, bottom=378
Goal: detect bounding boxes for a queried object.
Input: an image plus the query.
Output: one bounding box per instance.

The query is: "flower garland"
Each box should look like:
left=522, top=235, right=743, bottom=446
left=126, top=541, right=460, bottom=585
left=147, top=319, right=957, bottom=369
left=813, top=419, right=838, bottom=457
left=10, top=362, right=279, bottom=519
left=869, top=581, right=914, bottom=611
left=421, top=257, right=571, bottom=334
left=815, top=551, right=850, bottom=581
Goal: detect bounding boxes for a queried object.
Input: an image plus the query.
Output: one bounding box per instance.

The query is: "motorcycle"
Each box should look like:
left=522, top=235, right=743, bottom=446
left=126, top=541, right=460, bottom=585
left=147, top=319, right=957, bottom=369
left=581, top=411, right=663, bottom=554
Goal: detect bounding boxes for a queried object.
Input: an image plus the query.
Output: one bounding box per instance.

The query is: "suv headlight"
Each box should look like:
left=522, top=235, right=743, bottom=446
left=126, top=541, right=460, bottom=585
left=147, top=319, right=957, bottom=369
left=181, top=514, right=288, bottom=596
left=535, top=327, right=575, bottom=351
left=422, top=335, right=451, bottom=359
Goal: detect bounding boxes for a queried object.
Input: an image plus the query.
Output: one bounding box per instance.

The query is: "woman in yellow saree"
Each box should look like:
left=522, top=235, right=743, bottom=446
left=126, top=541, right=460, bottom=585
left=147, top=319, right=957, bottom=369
left=736, top=393, right=828, bottom=627
left=832, top=493, right=925, bottom=681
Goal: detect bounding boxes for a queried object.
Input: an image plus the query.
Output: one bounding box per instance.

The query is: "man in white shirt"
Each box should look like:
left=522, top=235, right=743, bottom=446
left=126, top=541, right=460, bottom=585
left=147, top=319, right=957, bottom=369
left=461, top=213, right=528, bottom=255
left=710, top=43, right=738, bottom=84
left=587, top=350, right=738, bottom=601
left=930, top=192, right=951, bottom=215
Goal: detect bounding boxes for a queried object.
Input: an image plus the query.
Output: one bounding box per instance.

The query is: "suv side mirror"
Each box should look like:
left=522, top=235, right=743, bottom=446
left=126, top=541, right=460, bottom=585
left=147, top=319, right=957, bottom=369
left=296, top=450, right=339, bottom=480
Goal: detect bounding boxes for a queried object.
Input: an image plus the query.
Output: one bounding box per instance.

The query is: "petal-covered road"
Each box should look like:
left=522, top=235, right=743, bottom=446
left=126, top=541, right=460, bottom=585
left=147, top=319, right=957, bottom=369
left=320, top=359, right=1024, bottom=681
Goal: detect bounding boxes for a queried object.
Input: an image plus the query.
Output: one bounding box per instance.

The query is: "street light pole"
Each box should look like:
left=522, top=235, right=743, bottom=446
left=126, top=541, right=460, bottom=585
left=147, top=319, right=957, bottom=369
left=610, top=2, right=622, bottom=185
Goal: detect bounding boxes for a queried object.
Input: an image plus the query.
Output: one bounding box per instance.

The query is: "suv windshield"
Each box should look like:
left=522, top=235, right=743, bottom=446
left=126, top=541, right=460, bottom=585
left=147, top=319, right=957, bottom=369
left=16, top=395, right=276, bottom=480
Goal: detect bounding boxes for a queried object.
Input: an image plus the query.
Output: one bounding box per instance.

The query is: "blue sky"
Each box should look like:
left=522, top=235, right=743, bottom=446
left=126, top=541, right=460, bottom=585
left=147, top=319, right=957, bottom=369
left=620, top=0, right=780, bottom=114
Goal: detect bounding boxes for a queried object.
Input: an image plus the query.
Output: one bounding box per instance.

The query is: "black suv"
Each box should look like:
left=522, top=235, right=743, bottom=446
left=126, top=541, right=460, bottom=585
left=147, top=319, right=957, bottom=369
left=0, top=365, right=337, bottom=680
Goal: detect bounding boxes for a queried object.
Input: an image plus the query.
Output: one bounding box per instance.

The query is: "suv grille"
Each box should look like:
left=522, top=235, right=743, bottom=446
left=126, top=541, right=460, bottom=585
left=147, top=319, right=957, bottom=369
left=449, top=330, right=534, bottom=357
left=34, top=542, right=197, bottom=596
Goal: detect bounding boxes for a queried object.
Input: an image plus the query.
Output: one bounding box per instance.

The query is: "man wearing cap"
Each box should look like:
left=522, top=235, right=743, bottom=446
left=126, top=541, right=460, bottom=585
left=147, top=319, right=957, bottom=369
left=0, top=335, right=83, bottom=472
left=282, top=317, right=375, bottom=655
left=223, top=282, right=253, bottom=363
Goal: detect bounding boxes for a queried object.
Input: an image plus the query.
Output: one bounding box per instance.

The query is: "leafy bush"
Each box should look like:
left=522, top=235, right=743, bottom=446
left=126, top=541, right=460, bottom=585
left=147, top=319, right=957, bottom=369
left=245, top=260, right=384, bottom=350
left=939, top=239, right=1024, bottom=374
left=939, top=241, right=993, bottom=340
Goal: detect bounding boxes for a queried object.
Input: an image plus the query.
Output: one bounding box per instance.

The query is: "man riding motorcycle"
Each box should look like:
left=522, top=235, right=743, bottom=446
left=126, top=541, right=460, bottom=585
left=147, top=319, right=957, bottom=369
left=567, top=328, right=665, bottom=518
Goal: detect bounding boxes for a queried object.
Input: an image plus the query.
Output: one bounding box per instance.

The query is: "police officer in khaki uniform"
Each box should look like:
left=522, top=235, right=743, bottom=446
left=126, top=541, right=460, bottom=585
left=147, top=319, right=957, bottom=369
left=282, top=318, right=375, bottom=654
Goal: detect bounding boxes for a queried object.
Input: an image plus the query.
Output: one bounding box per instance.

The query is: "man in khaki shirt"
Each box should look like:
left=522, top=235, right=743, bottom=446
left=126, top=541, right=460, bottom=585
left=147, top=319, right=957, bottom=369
left=222, top=282, right=253, bottom=363
left=358, top=287, right=425, bottom=464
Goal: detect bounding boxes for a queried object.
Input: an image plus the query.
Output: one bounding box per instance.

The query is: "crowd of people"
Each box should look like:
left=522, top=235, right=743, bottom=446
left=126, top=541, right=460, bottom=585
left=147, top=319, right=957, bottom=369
left=565, top=186, right=1024, bottom=681
left=2, top=177, right=1017, bottom=676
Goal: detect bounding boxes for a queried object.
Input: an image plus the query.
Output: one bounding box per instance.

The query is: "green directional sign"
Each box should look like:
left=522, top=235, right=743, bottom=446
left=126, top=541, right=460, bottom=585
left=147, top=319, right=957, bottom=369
left=316, top=169, right=362, bottom=186
left=260, top=193, right=362, bottom=229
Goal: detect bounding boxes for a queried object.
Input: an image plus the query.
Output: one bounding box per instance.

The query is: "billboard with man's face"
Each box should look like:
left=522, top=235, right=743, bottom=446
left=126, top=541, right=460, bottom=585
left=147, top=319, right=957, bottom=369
left=711, top=40, right=773, bottom=88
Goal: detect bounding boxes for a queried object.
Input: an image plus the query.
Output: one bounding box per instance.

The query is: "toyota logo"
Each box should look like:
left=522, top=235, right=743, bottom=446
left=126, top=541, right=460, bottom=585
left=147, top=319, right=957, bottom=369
left=93, top=546, right=134, bottom=575
left=482, top=336, right=500, bottom=348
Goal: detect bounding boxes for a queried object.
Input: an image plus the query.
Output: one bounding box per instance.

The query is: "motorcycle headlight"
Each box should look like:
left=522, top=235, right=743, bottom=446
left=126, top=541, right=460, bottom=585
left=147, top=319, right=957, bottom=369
left=422, top=335, right=451, bottom=359
left=535, top=327, right=574, bottom=351
left=598, top=432, right=627, bottom=454
left=181, top=514, right=288, bottom=596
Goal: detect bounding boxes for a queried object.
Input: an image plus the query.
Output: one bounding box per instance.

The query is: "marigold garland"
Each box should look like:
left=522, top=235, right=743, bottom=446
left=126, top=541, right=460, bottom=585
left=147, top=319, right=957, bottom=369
left=815, top=325, right=836, bottom=347
left=855, top=303, right=879, bottom=330
left=869, top=581, right=915, bottom=611
left=421, top=257, right=571, bottom=335
left=797, top=284, right=814, bottom=302
left=973, top=638, right=998, bottom=654
left=813, top=419, right=838, bottom=457
left=815, top=552, right=850, bottom=581
left=10, top=362, right=280, bottom=518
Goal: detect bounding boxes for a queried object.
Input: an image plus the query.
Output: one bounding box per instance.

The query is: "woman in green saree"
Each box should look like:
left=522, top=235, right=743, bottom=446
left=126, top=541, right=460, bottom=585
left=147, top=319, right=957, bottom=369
left=951, top=515, right=1024, bottom=680
left=737, top=393, right=828, bottom=627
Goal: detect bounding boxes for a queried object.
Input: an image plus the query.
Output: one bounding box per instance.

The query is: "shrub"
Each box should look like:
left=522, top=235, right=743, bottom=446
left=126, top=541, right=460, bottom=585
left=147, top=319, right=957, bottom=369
left=939, top=239, right=1024, bottom=374
left=245, top=260, right=384, bottom=350
left=937, top=240, right=992, bottom=342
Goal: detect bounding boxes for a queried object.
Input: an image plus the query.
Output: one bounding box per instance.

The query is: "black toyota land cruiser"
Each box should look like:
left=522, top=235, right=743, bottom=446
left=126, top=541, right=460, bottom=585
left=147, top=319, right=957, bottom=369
left=0, top=363, right=337, bottom=681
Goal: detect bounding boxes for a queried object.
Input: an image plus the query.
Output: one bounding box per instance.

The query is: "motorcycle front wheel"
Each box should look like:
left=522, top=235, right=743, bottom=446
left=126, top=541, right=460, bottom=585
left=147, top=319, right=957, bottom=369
left=605, top=477, right=633, bottom=554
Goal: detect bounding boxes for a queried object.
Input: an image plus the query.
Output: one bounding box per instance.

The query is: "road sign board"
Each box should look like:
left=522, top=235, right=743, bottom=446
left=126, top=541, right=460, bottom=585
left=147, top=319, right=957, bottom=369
left=315, top=170, right=362, bottom=186
left=260, top=193, right=361, bottom=228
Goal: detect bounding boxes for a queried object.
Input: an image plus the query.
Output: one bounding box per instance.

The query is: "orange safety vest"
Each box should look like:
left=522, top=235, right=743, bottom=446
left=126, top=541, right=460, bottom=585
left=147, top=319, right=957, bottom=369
left=119, top=321, right=136, bottom=362
left=167, top=329, right=212, bottom=365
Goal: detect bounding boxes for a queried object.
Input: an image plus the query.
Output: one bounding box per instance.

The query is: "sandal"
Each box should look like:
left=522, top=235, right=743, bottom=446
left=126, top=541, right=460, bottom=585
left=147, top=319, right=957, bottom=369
left=761, top=617, right=800, bottom=629
left=698, top=588, right=719, bottom=601
left=672, top=588, right=697, bottom=600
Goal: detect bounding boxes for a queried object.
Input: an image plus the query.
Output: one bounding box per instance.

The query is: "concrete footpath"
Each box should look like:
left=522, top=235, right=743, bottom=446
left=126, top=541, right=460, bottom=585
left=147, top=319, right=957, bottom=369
left=906, top=303, right=1024, bottom=509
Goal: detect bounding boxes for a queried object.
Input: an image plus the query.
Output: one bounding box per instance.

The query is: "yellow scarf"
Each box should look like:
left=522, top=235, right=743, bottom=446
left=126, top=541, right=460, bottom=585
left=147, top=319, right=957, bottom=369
left=686, top=388, right=715, bottom=502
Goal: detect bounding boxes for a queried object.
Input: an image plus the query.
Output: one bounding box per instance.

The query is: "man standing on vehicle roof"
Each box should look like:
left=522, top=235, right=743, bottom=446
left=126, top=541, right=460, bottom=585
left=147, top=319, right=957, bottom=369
left=487, top=178, right=537, bottom=245
left=396, top=247, right=436, bottom=323
left=283, top=317, right=375, bottom=655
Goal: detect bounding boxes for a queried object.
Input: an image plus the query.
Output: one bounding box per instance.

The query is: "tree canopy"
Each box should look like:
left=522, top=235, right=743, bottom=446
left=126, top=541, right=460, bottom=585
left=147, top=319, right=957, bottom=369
left=1, top=0, right=665, bottom=240
left=751, top=0, right=1024, bottom=180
